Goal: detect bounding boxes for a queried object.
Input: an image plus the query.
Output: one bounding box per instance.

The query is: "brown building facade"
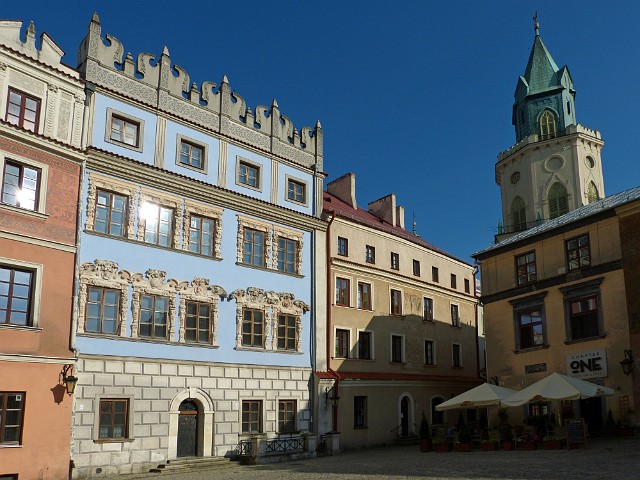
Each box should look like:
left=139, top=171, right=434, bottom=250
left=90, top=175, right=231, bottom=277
left=0, top=21, right=84, bottom=479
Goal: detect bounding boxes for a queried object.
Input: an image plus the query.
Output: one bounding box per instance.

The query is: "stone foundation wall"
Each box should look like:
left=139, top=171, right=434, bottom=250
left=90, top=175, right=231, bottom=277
left=71, top=355, right=312, bottom=479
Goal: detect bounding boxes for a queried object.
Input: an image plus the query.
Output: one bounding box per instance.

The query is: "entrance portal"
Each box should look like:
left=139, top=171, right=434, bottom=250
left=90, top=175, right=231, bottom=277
left=177, top=399, right=198, bottom=457
left=580, top=396, right=603, bottom=434
left=401, top=396, right=410, bottom=437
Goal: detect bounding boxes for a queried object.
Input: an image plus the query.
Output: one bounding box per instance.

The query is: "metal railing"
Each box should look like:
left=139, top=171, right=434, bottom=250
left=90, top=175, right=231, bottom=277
left=235, top=439, right=253, bottom=456
left=264, top=435, right=305, bottom=455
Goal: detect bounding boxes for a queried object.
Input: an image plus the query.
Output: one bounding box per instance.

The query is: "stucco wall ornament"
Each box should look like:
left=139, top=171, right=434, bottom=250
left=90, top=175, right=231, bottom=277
left=175, top=277, right=226, bottom=345
left=137, top=191, right=183, bottom=248
left=77, top=260, right=132, bottom=336
left=85, top=173, right=137, bottom=240
left=270, top=292, right=308, bottom=352
left=130, top=269, right=179, bottom=339
left=183, top=203, right=223, bottom=259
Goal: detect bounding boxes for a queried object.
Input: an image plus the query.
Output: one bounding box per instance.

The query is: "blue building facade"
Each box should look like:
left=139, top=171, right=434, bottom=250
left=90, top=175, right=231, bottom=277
left=71, top=14, right=326, bottom=477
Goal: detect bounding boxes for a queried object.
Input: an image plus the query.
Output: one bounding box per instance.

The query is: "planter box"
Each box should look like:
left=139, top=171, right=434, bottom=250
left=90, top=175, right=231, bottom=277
left=434, top=443, right=451, bottom=453
left=502, top=441, right=514, bottom=451
left=480, top=443, right=498, bottom=451
left=542, top=439, right=565, bottom=450
left=419, top=439, right=432, bottom=452
left=456, top=443, right=473, bottom=452
left=518, top=440, right=536, bottom=450
left=618, top=426, right=634, bottom=437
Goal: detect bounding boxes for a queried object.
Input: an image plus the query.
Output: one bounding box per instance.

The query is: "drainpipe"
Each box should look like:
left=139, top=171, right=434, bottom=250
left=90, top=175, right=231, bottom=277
left=473, top=263, right=481, bottom=380
left=325, top=211, right=340, bottom=431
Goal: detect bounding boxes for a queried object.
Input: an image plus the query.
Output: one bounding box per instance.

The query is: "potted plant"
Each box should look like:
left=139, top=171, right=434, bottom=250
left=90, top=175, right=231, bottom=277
left=419, top=412, right=432, bottom=452
left=432, top=438, right=451, bottom=453
left=618, top=411, right=634, bottom=437
left=542, top=435, right=565, bottom=449
left=500, top=425, right=513, bottom=450
left=457, top=425, right=473, bottom=452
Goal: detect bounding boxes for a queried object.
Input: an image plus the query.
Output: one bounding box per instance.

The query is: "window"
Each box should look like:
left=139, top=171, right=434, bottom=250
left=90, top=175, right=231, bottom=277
left=539, top=110, right=557, bottom=140
left=423, top=297, right=434, bottom=321
left=6, top=88, right=40, bottom=133
left=337, top=236, right=348, bottom=256
left=286, top=178, right=306, bottom=204
left=1, top=160, right=40, bottom=211
left=451, top=304, right=460, bottom=327
left=242, top=400, right=262, bottom=434
left=451, top=274, right=457, bottom=289
left=274, top=237, right=296, bottom=274
left=464, top=278, right=471, bottom=294
left=390, top=289, right=402, bottom=316
left=587, top=182, right=599, bottom=204
left=185, top=302, right=212, bottom=344
left=237, top=159, right=260, bottom=189
left=98, top=399, right=128, bottom=440
left=95, top=190, right=127, bottom=237
left=0, top=266, right=33, bottom=326
left=85, top=287, right=119, bottom=334
left=516, top=251, right=537, bottom=285
left=452, top=344, right=462, bottom=368
left=0, top=392, right=24, bottom=444
left=335, top=277, right=350, bottom=306
left=277, top=314, right=297, bottom=351
left=278, top=400, right=296, bottom=433
left=518, top=308, right=545, bottom=349
left=390, top=252, right=399, bottom=270
left=243, top=228, right=266, bottom=267
left=391, top=335, right=403, bottom=363
left=512, top=196, right=527, bottom=232
left=178, top=139, right=204, bottom=170
left=189, top=215, right=215, bottom=256
left=335, top=329, right=349, bottom=358
left=357, top=282, right=372, bottom=310
left=568, top=296, right=599, bottom=340
left=365, top=245, right=375, bottom=264
left=425, top=340, right=435, bottom=365
left=358, top=331, right=372, bottom=360
left=548, top=182, right=569, bottom=219
left=432, top=266, right=439, bottom=283
left=139, top=295, right=169, bottom=339
left=413, top=259, right=421, bottom=276
left=354, top=396, right=367, bottom=428
left=142, top=203, right=174, bottom=247
left=242, top=308, right=264, bottom=347
left=108, top=112, right=141, bottom=149
left=566, top=234, right=590, bottom=271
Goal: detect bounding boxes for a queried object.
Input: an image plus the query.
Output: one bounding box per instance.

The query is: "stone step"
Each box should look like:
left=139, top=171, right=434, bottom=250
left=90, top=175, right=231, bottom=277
left=150, top=456, right=241, bottom=474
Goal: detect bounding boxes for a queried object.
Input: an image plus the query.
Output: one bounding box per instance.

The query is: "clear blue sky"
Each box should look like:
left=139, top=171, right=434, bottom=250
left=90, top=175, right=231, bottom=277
left=7, top=2, right=640, bottom=261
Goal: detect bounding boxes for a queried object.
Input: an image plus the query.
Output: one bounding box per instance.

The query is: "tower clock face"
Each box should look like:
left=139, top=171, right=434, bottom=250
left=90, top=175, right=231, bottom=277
left=510, top=172, right=520, bottom=185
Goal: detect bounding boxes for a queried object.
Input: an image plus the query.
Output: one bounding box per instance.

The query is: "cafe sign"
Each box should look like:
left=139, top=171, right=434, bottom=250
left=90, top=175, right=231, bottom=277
left=567, top=349, right=607, bottom=379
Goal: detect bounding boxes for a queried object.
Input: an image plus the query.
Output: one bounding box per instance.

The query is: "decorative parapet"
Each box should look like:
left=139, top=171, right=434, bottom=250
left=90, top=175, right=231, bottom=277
left=77, top=13, right=323, bottom=171
left=0, top=20, right=79, bottom=78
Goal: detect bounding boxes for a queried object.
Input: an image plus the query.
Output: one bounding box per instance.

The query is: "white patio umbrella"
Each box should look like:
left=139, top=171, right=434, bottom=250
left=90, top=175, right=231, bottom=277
left=500, top=372, right=614, bottom=407
left=436, top=383, right=517, bottom=411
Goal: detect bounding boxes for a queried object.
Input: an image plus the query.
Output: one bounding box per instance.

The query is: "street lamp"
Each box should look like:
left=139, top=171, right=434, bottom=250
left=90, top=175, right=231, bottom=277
left=620, top=350, right=634, bottom=376
left=61, top=364, right=78, bottom=395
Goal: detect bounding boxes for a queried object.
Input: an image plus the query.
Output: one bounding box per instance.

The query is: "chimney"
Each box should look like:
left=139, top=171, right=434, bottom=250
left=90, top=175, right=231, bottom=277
left=396, top=206, right=405, bottom=229
left=327, top=173, right=357, bottom=209
left=368, top=194, right=396, bottom=226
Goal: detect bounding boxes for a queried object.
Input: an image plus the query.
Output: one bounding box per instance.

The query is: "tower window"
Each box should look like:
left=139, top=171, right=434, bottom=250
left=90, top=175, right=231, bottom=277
left=548, top=182, right=568, bottom=219
left=539, top=110, right=557, bottom=140
left=511, top=196, right=527, bottom=232
left=587, top=182, right=599, bottom=204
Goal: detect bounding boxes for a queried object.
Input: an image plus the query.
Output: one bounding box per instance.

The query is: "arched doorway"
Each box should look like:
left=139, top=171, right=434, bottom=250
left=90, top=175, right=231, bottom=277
left=401, top=396, right=410, bottom=437
left=177, top=399, right=199, bottom=457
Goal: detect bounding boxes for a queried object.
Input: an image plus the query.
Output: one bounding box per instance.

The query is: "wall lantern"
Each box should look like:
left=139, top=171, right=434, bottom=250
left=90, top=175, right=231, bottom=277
left=620, top=350, right=634, bottom=376
left=61, top=364, right=79, bottom=395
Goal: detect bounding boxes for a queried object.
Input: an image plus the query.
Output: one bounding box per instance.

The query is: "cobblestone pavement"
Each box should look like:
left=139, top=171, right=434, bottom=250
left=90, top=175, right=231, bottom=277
left=126, top=436, right=639, bottom=480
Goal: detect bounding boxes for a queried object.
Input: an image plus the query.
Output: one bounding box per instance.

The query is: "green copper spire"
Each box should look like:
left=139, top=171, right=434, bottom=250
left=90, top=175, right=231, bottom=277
left=512, top=14, right=577, bottom=142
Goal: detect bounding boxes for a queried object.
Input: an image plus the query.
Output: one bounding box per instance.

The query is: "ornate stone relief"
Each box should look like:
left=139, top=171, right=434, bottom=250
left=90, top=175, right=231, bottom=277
left=175, top=277, right=226, bottom=345
left=236, top=215, right=273, bottom=268
left=228, top=288, right=307, bottom=352
left=183, top=202, right=223, bottom=259
left=273, top=225, right=304, bottom=276
left=130, top=268, right=179, bottom=339
left=85, top=173, right=137, bottom=240
left=137, top=189, right=183, bottom=248
left=77, top=260, right=132, bottom=336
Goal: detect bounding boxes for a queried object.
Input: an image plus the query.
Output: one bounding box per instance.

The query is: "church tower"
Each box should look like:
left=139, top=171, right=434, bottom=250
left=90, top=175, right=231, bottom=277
left=496, top=15, right=605, bottom=237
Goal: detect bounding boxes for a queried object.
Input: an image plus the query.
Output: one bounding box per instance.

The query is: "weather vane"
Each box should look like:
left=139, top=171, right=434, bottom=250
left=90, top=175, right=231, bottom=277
left=533, top=11, right=540, bottom=34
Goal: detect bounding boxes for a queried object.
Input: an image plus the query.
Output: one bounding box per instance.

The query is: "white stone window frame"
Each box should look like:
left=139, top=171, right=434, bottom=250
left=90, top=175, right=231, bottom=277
left=92, top=394, right=135, bottom=443
left=334, top=274, right=353, bottom=308
left=276, top=396, right=299, bottom=435
left=450, top=302, right=461, bottom=327
left=423, top=296, right=435, bottom=322
left=236, top=215, right=272, bottom=269
left=228, top=287, right=275, bottom=351
left=176, top=133, right=209, bottom=174
left=0, top=150, right=49, bottom=217
left=235, top=156, right=263, bottom=192
left=137, top=189, right=183, bottom=249
left=239, top=397, right=266, bottom=437
left=85, top=173, right=137, bottom=240
left=333, top=325, right=353, bottom=359
left=389, top=286, right=404, bottom=316
left=452, top=343, right=463, bottom=368
left=390, top=332, right=406, bottom=364
left=0, top=256, right=43, bottom=330
left=183, top=202, right=223, bottom=259
left=356, top=279, right=374, bottom=311
left=273, top=225, right=304, bottom=276
left=175, top=277, right=226, bottom=346
left=105, top=107, right=144, bottom=153
left=424, top=338, right=436, bottom=366
left=270, top=292, right=309, bottom=353
left=130, top=268, right=179, bottom=341
left=356, top=328, right=375, bottom=361
left=77, top=260, right=132, bottom=336
left=284, top=174, right=308, bottom=207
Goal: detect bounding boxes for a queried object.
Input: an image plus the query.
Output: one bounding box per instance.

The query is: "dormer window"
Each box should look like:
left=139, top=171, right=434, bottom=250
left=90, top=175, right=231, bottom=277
left=539, top=110, right=557, bottom=140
